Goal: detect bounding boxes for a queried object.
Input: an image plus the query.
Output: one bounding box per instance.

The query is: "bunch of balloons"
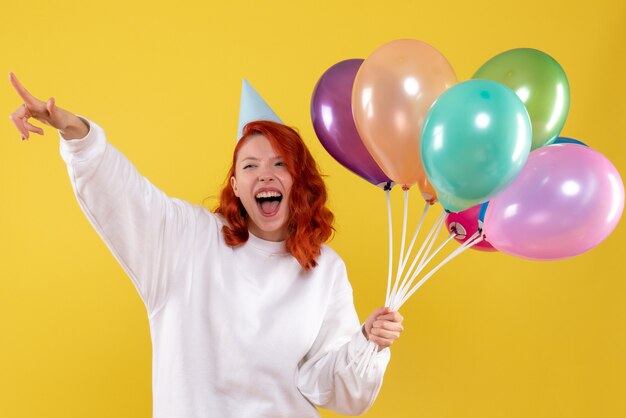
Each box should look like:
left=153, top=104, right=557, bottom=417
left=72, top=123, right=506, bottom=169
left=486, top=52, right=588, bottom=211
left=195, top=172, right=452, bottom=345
left=311, top=40, right=624, bottom=262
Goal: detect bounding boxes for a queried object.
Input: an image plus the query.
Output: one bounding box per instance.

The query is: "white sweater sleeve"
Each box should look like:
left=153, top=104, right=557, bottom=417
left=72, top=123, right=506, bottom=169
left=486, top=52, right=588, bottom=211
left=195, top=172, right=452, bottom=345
left=59, top=116, right=198, bottom=317
left=296, top=260, right=391, bottom=415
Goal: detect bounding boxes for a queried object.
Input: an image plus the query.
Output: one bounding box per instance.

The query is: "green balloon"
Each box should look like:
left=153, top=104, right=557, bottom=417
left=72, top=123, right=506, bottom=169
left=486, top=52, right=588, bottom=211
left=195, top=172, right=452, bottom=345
left=473, top=48, right=570, bottom=150
left=421, top=80, right=532, bottom=212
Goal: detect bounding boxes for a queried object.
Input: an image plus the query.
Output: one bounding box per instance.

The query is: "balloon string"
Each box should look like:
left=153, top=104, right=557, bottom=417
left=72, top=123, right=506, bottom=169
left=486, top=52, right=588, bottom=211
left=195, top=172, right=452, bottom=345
left=360, top=188, right=404, bottom=375
left=421, top=233, right=458, bottom=275
left=416, top=212, right=448, bottom=273
left=390, top=188, right=409, bottom=307
left=393, top=232, right=480, bottom=311
left=389, top=200, right=429, bottom=306
left=396, top=232, right=481, bottom=310
left=394, top=232, right=456, bottom=308
left=396, top=213, right=450, bottom=306
left=358, top=341, right=377, bottom=377
left=354, top=340, right=376, bottom=375
left=364, top=341, right=380, bottom=376
left=397, top=233, right=482, bottom=310
left=349, top=188, right=393, bottom=374
left=384, top=189, right=394, bottom=307
left=360, top=211, right=459, bottom=375
left=354, top=342, right=368, bottom=373
left=400, top=201, right=430, bottom=274
left=345, top=341, right=364, bottom=371
left=392, top=209, right=446, bottom=304
left=346, top=331, right=377, bottom=373
left=358, top=202, right=454, bottom=374
left=394, top=233, right=483, bottom=311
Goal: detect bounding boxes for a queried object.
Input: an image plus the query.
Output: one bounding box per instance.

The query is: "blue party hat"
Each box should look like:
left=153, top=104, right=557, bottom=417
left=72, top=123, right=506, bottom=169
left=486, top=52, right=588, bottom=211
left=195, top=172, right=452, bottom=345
left=237, top=79, right=283, bottom=141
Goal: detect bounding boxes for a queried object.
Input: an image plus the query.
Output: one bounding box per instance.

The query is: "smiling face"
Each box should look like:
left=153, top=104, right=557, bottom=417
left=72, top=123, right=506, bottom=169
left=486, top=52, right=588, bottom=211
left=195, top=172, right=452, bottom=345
left=230, top=133, right=294, bottom=242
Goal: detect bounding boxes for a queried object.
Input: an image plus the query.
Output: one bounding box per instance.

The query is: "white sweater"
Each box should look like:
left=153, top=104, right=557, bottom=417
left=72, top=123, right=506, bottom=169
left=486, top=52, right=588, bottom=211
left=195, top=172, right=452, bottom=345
left=58, top=117, right=390, bottom=417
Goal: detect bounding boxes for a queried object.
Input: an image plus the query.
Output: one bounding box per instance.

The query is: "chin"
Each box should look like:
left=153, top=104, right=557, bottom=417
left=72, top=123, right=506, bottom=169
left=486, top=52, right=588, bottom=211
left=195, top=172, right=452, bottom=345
left=250, top=216, right=288, bottom=240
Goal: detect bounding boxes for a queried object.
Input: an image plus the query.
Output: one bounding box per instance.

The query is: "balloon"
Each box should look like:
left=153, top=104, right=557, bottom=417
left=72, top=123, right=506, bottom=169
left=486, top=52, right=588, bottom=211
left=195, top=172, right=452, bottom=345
left=484, top=144, right=624, bottom=260
left=550, top=136, right=588, bottom=147
left=445, top=204, right=497, bottom=252
left=311, top=59, right=392, bottom=188
left=473, top=48, right=570, bottom=150
left=352, top=38, right=456, bottom=199
left=421, top=79, right=532, bottom=213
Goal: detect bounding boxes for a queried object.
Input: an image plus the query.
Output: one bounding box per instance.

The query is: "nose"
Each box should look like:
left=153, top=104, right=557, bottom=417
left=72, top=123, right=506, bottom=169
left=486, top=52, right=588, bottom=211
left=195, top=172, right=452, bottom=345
left=258, top=172, right=275, bottom=182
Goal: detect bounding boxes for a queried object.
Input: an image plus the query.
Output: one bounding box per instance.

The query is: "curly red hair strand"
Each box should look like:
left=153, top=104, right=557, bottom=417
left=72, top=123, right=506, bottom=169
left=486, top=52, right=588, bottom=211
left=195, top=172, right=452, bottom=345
left=214, top=120, right=334, bottom=271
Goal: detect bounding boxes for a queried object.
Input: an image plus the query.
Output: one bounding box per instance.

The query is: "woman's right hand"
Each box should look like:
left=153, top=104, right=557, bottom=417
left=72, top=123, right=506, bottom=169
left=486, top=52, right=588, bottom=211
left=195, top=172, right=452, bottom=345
left=8, top=71, right=81, bottom=140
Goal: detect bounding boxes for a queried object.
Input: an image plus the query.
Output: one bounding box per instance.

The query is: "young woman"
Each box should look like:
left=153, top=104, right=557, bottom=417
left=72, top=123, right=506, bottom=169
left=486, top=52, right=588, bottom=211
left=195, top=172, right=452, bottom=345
left=8, top=72, right=404, bottom=417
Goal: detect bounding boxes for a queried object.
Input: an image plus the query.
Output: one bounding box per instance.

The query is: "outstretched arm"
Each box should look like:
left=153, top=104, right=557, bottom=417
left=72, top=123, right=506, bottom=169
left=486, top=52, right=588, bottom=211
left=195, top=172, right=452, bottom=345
left=8, top=72, right=200, bottom=317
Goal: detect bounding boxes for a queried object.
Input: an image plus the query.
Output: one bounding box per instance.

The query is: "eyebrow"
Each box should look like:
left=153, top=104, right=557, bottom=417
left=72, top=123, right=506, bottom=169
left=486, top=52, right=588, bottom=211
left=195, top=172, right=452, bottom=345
left=240, top=156, right=282, bottom=162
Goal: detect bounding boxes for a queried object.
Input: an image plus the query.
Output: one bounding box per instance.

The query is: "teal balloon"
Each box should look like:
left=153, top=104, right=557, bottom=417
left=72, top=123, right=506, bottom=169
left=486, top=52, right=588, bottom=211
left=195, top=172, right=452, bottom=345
left=472, top=48, right=570, bottom=150
left=421, top=79, right=532, bottom=212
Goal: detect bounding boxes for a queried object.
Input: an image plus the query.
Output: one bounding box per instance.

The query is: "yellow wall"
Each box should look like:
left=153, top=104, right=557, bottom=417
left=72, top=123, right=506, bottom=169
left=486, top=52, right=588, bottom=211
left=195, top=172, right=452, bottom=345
left=1, top=1, right=624, bottom=417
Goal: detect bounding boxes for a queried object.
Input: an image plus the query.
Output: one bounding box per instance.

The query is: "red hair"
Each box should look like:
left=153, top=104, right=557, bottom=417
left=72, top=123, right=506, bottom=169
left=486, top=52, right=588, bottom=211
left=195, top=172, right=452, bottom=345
left=214, top=120, right=334, bottom=271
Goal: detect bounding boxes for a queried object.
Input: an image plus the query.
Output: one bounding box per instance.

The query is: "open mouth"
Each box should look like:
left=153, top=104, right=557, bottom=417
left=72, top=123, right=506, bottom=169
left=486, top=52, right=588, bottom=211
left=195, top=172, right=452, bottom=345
left=255, top=191, right=283, bottom=217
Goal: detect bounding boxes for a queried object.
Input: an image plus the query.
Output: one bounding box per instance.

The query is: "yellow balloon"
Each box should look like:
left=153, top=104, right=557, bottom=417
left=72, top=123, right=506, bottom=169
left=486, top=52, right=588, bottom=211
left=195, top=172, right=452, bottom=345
left=352, top=39, right=457, bottom=189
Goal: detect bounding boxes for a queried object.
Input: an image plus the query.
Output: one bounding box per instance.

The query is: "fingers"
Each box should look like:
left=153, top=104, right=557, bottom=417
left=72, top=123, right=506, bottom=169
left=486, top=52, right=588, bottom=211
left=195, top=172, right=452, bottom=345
left=371, top=307, right=389, bottom=317
left=367, top=309, right=404, bottom=349
left=364, top=307, right=404, bottom=349
left=47, top=97, right=56, bottom=116
left=376, top=310, right=403, bottom=323
left=8, top=72, right=50, bottom=140
left=370, top=307, right=403, bottom=322
left=372, top=319, right=404, bottom=332
left=368, top=330, right=400, bottom=349
left=24, top=119, right=44, bottom=135
left=370, top=319, right=403, bottom=341
left=9, top=103, right=45, bottom=140
left=368, top=336, right=390, bottom=349
left=8, top=72, right=39, bottom=106
left=9, top=104, right=30, bottom=140
left=370, top=327, right=401, bottom=341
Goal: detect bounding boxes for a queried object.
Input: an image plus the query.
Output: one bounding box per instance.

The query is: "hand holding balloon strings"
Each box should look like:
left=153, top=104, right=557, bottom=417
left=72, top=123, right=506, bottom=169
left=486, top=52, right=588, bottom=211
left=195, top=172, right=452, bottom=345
left=350, top=192, right=491, bottom=377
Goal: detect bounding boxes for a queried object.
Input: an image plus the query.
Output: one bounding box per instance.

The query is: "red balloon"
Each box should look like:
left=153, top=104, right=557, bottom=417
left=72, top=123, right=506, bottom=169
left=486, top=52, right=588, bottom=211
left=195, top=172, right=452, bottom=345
left=445, top=204, right=497, bottom=252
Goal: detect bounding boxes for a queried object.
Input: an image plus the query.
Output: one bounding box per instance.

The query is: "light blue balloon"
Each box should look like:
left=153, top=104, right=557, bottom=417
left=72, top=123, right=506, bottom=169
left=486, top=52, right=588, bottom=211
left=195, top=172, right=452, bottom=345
left=421, top=79, right=532, bottom=212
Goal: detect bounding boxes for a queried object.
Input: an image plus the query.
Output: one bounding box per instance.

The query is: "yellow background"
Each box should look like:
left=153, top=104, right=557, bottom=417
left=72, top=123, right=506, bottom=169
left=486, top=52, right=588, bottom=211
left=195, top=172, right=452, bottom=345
left=1, top=0, right=625, bottom=417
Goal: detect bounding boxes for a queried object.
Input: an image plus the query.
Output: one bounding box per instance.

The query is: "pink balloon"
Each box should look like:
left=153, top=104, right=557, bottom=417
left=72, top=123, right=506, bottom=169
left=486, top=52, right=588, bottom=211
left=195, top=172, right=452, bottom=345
left=445, top=204, right=497, bottom=252
left=484, top=144, right=624, bottom=260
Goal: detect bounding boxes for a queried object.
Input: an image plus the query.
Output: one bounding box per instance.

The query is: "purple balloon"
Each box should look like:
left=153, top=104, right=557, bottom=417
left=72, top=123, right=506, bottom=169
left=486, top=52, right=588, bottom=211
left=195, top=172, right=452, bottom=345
left=484, top=144, right=624, bottom=260
left=311, top=59, right=392, bottom=187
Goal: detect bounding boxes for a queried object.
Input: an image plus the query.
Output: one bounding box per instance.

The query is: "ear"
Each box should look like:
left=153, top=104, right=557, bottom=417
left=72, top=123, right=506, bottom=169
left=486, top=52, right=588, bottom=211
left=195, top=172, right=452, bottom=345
left=230, top=176, right=239, bottom=197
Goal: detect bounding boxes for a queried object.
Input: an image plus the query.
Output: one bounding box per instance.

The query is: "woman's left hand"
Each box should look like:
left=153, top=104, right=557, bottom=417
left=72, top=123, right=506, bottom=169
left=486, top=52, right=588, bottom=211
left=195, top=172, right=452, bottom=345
left=362, top=307, right=404, bottom=351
